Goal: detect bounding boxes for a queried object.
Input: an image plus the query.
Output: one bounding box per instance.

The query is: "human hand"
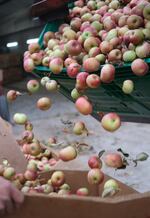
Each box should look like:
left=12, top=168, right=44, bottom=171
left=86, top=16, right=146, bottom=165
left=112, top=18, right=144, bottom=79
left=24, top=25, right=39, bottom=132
left=0, top=177, right=24, bottom=216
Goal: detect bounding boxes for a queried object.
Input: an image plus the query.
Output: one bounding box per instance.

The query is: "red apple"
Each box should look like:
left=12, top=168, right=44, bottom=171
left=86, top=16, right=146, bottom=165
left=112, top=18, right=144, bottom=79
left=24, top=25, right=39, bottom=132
left=76, top=187, right=89, bottom=196
left=127, top=15, right=143, bottom=29
left=7, top=90, right=21, bottom=102
left=100, top=41, right=113, bottom=54
left=65, top=40, right=82, bottom=56
left=101, top=112, right=121, bottom=132
left=86, top=74, right=101, bottom=88
left=131, top=59, right=149, bottom=76
left=104, top=153, right=123, bottom=168
left=64, top=58, right=77, bottom=68
left=67, top=63, right=81, bottom=78
left=24, top=170, right=37, bottom=181
left=75, top=96, right=93, bottom=115
left=83, top=58, right=100, bottom=73
left=28, top=43, right=40, bottom=54
left=49, top=58, right=63, bottom=74
left=24, top=58, right=35, bottom=72
left=100, top=64, right=115, bottom=83
left=76, top=72, right=89, bottom=90
left=88, top=156, right=103, bottom=169
left=84, top=37, right=99, bottom=52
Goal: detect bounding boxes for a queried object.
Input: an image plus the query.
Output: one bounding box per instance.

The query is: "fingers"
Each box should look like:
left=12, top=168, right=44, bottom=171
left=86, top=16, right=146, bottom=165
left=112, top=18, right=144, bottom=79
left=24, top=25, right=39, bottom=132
left=10, top=185, right=24, bottom=206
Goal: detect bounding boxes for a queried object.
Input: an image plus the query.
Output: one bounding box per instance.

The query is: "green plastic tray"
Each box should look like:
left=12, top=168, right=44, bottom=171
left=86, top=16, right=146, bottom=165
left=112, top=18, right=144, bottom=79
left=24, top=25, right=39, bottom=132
left=33, top=21, right=150, bottom=123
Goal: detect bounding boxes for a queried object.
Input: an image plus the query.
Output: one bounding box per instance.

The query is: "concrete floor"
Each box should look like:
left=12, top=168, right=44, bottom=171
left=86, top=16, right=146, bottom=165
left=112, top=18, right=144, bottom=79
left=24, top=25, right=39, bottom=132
left=4, top=78, right=150, bottom=193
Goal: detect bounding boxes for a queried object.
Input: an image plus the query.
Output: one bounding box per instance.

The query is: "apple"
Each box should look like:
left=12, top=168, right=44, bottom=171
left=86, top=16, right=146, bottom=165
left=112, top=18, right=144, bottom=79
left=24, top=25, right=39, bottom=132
left=143, top=4, right=150, bottom=20
left=104, top=179, right=119, bottom=190
left=22, top=143, right=31, bottom=154
left=81, top=31, right=93, bottom=41
left=123, top=50, right=136, bottom=62
left=42, top=56, right=50, bottom=67
left=122, top=80, right=134, bottom=94
left=37, top=97, right=52, bottom=110
left=91, top=21, right=103, bottom=32
left=100, top=64, right=115, bottom=83
left=81, top=13, right=92, bottom=22
left=135, top=42, right=150, bottom=58
left=100, top=41, right=113, bottom=54
left=63, top=29, right=77, bottom=42
left=70, top=18, right=82, bottom=31
left=109, top=37, right=121, bottom=49
left=60, top=183, right=71, bottom=191
left=104, top=153, right=123, bottom=168
left=0, top=165, right=4, bottom=176
left=105, top=29, right=118, bottom=41
left=24, top=58, right=35, bottom=72
left=142, top=28, right=150, bottom=40
left=84, top=37, right=99, bottom=52
left=28, top=43, right=40, bottom=54
left=88, top=156, right=102, bottom=169
left=76, top=187, right=89, bottom=196
left=40, top=77, right=50, bottom=86
left=89, top=47, right=101, bottom=57
left=48, top=39, right=59, bottom=50
left=86, top=74, right=101, bottom=88
left=127, top=15, right=143, bottom=29
left=118, top=15, right=128, bottom=27
left=67, top=63, right=81, bottom=78
left=59, top=146, right=77, bottom=162
left=13, top=113, right=28, bottom=125
left=103, top=17, right=116, bottom=31
left=108, top=49, right=122, bottom=63
left=25, top=122, right=33, bottom=131
left=7, top=90, right=21, bottom=102
left=90, top=14, right=101, bottom=22
left=31, top=53, right=42, bottom=65
left=49, top=57, right=63, bottom=74
left=131, top=59, right=149, bottom=76
left=83, top=58, right=100, bottom=73
left=87, top=0, right=97, bottom=10
left=21, top=186, right=30, bottom=193
left=45, top=80, right=59, bottom=91
left=75, top=96, right=93, bottom=115
left=109, top=0, right=120, bottom=10
left=22, top=130, right=34, bottom=143
left=41, top=184, right=54, bottom=194
left=71, top=88, right=82, bottom=100
left=95, top=54, right=106, bottom=64
left=65, top=40, right=82, bottom=56
left=29, top=142, right=42, bottom=156
left=24, top=170, right=37, bottom=181
left=57, top=189, right=70, bottom=195
left=80, top=21, right=90, bottom=32
left=59, top=24, right=70, bottom=34
left=27, top=162, right=37, bottom=172
left=73, top=121, right=86, bottom=135
left=3, top=167, right=15, bottom=180
left=64, top=58, right=77, bottom=68
left=101, top=112, right=121, bottom=132
left=44, top=31, right=55, bottom=45
left=87, top=169, right=104, bottom=185
left=51, top=171, right=65, bottom=187
left=27, top=80, right=40, bottom=94
left=76, top=72, right=89, bottom=90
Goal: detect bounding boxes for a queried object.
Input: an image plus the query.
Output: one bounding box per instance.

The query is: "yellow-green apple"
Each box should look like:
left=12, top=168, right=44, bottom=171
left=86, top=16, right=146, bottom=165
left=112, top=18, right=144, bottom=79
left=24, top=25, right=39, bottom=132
left=91, top=21, right=103, bottom=32
left=57, top=189, right=70, bottom=195
left=59, top=146, right=77, bottom=162
left=90, top=14, right=101, bottom=22
left=45, top=80, right=59, bottom=91
left=95, top=54, right=106, bottom=64
left=28, top=43, right=40, bottom=54
left=86, top=74, right=101, bottom=88
left=83, top=57, right=100, bottom=72
left=142, top=28, right=150, bottom=40
left=100, top=41, right=113, bottom=54
left=75, top=96, right=93, bottom=115
left=143, top=4, right=150, bottom=20
left=108, top=49, right=122, bottom=62
left=127, top=15, right=143, bottom=29
left=87, top=169, right=104, bottom=185
left=101, top=112, right=121, bottom=132
left=109, top=0, right=120, bottom=10
left=84, top=37, right=99, bottom=52
left=105, top=29, right=118, bottom=41
left=47, top=39, right=59, bottom=50
left=40, top=76, right=50, bottom=86
left=104, top=179, right=119, bottom=190
left=42, top=56, right=50, bottom=67
left=49, top=57, right=63, bottom=74
left=122, top=80, right=134, bottom=94
left=29, top=142, right=42, bottom=156
left=81, top=13, right=92, bottom=22
left=123, top=50, right=136, bottom=62
left=41, top=184, right=54, bottom=194
left=71, top=88, right=82, bottom=100
left=65, top=40, right=82, bottom=56
left=13, top=113, right=28, bottom=125
left=24, top=58, right=35, bottom=72
left=131, top=59, right=149, bottom=76
left=60, top=183, right=71, bottom=191
left=37, top=97, right=52, bottom=110
left=100, top=64, right=115, bottom=83
left=63, top=29, right=77, bottom=42
left=27, top=79, right=40, bottom=93
left=87, top=0, right=97, bottom=10
left=3, top=167, right=16, bottom=180
left=76, top=187, right=89, bottom=196
left=73, top=121, right=86, bottom=135
left=51, top=171, right=65, bottom=187
left=135, top=42, right=150, bottom=58
left=88, top=156, right=103, bottom=169
left=104, top=153, right=123, bottom=168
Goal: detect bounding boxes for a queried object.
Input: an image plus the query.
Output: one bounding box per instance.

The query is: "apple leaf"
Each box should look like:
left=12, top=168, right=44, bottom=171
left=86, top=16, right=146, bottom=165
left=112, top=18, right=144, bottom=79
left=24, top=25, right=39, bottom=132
left=117, top=148, right=129, bottom=157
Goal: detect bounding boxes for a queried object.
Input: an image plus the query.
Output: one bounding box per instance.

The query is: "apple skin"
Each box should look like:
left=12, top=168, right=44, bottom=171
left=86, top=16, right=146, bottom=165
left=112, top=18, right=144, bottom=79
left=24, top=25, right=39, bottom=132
left=143, top=4, right=150, bottom=20
left=59, top=146, right=77, bottom=162
left=27, top=80, right=40, bottom=94
left=123, top=50, right=136, bottom=62
left=76, top=72, right=89, bottom=90
left=49, top=58, right=63, bottom=74
left=86, top=74, right=101, bottom=88
left=67, top=63, right=81, bottom=78
left=87, top=169, right=104, bottom=185
left=131, top=59, right=149, bottom=76
left=76, top=187, right=89, bottom=196
left=83, top=58, right=100, bottom=73
left=65, top=40, right=82, bottom=56
left=104, top=153, right=123, bottom=168
left=75, top=96, right=93, bottom=115
left=51, top=171, right=65, bottom=187
left=100, top=64, right=115, bottom=83
left=88, top=156, right=103, bottom=169
left=101, top=112, right=121, bottom=132
left=122, top=80, right=134, bottom=94
left=37, top=97, right=52, bottom=110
